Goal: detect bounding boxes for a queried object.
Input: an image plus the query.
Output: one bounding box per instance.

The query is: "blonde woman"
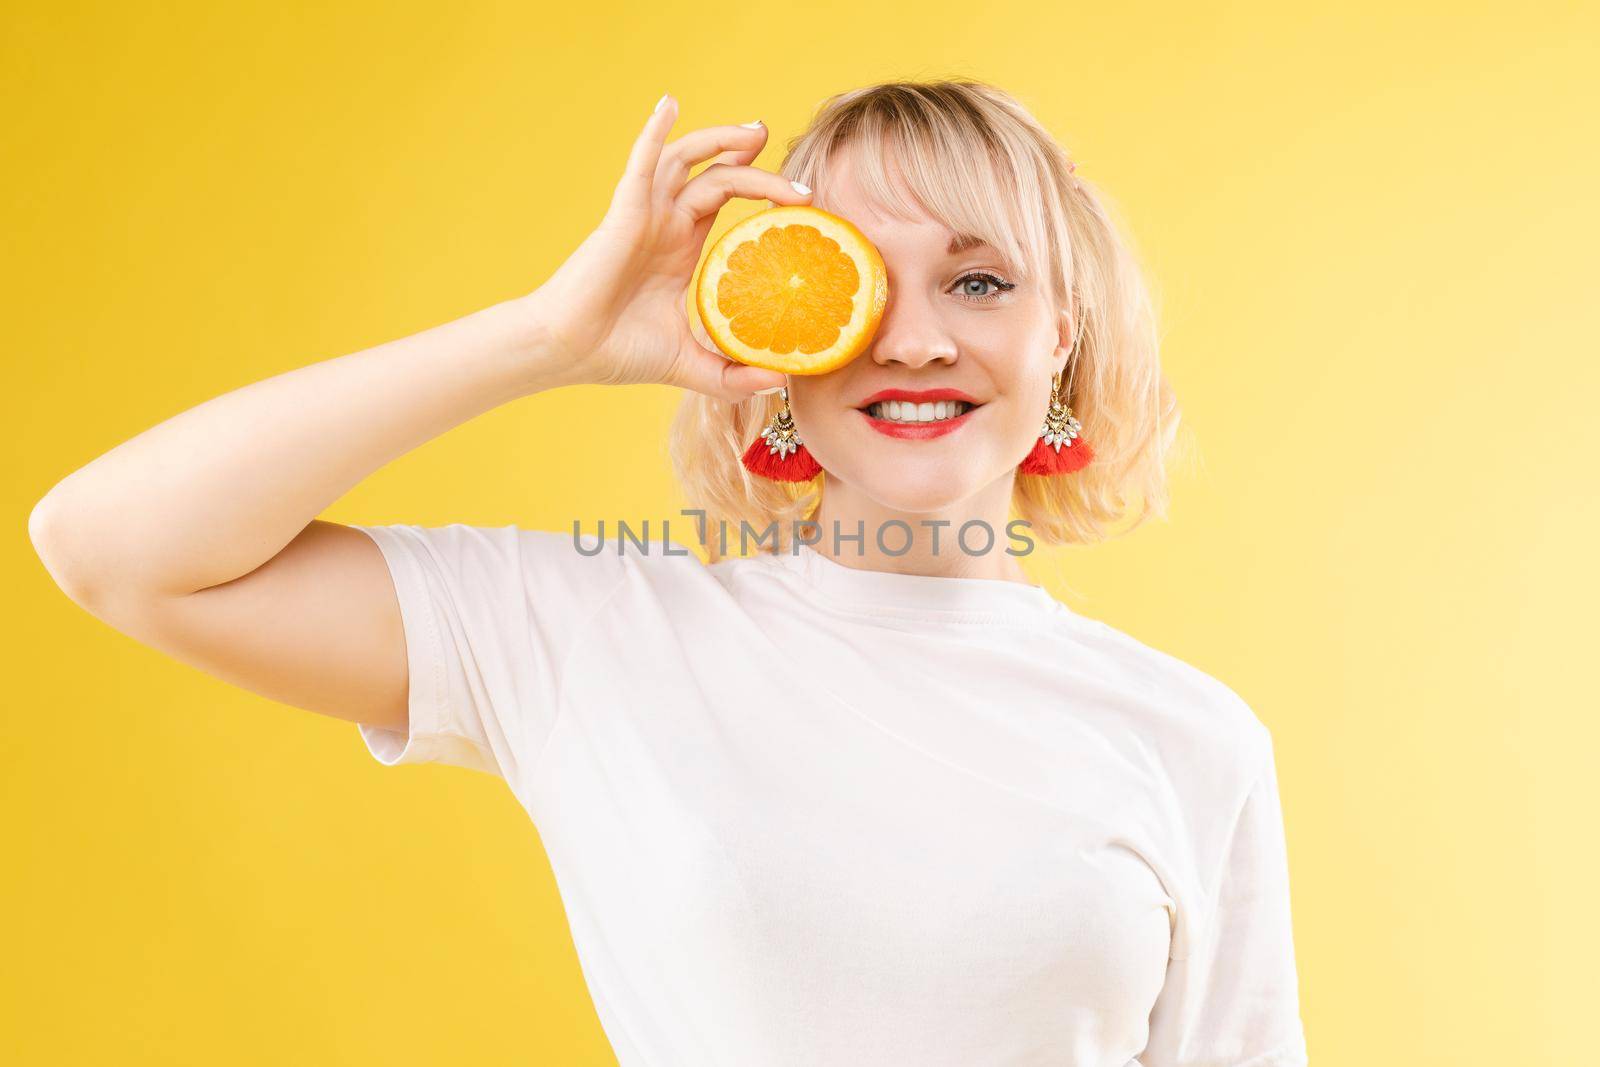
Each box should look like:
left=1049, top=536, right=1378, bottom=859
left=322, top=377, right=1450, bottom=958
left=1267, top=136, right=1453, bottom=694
left=30, top=80, right=1308, bottom=1065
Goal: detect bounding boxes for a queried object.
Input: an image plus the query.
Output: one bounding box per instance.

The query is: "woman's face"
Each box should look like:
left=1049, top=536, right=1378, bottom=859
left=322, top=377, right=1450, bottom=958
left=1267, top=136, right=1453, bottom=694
left=789, top=145, right=1072, bottom=516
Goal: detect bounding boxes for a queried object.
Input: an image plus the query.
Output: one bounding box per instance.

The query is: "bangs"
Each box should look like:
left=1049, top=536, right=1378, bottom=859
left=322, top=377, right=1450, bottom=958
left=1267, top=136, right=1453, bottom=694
left=799, top=100, right=1061, bottom=298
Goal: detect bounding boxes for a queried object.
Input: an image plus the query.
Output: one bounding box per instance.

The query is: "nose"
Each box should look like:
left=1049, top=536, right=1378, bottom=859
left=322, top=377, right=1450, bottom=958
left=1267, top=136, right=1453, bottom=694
left=867, top=282, right=958, bottom=369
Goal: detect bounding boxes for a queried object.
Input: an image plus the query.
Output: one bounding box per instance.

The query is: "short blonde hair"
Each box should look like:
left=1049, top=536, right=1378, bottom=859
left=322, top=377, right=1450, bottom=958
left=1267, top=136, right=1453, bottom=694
left=669, top=78, right=1186, bottom=562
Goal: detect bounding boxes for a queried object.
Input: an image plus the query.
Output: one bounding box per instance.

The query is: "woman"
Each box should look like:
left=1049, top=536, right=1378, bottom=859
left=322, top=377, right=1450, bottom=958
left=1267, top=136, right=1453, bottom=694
left=30, top=80, right=1308, bottom=1065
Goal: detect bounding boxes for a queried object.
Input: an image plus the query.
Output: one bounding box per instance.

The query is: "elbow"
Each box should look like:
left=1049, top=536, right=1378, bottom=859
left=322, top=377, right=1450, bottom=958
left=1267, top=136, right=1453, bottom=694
left=29, top=489, right=104, bottom=610
left=28, top=490, right=65, bottom=573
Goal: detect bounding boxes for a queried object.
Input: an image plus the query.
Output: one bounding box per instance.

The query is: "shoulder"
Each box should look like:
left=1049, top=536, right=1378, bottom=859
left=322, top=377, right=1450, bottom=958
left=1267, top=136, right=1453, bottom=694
left=1071, top=612, right=1274, bottom=785
left=358, top=521, right=721, bottom=608
left=528, top=523, right=720, bottom=598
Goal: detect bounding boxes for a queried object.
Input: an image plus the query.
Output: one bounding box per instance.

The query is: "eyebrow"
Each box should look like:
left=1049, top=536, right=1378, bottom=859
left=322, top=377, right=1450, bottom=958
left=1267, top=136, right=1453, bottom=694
left=947, top=232, right=990, bottom=255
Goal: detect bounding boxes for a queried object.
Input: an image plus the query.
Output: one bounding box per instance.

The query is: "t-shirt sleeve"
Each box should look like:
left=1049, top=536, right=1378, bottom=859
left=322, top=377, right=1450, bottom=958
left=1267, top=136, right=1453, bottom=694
left=349, top=523, right=629, bottom=784
left=1142, top=739, right=1310, bottom=1066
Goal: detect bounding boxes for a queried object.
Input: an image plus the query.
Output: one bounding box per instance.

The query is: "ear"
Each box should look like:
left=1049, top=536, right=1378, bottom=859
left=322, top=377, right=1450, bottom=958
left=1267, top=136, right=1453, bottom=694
left=1054, top=305, right=1077, bottom=372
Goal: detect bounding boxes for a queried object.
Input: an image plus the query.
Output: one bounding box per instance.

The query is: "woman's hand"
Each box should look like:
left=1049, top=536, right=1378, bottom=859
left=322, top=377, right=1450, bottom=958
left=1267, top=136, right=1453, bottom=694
left=520, top=95, right=812, bottom=402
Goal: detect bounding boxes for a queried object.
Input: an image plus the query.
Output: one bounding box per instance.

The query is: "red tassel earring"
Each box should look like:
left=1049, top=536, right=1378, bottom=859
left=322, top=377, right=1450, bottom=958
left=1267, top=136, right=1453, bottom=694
left=742, top=386, right=823, bottom=482
left=1019, top=369, right=1094, bottom=475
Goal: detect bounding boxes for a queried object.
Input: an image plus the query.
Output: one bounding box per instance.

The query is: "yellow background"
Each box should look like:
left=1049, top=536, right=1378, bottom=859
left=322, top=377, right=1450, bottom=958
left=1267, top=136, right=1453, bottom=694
left=7, top=2, right=1597, bottom=1063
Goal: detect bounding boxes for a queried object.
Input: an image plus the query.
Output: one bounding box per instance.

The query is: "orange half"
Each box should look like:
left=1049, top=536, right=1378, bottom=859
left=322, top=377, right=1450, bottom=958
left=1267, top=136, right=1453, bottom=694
left=696, top=205, right=888, bottom=375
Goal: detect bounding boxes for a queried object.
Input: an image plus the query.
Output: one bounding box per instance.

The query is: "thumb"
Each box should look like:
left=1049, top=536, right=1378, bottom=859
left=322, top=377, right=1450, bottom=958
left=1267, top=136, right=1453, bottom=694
left=685, top=307, right=787, bottom=398
left=676, top=343, right=788, bottom=402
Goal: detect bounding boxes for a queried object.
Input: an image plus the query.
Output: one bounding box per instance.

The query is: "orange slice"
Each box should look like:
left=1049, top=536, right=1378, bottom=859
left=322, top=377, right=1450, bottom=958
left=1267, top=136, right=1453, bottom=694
left=696, top=205, right=888, bottom=375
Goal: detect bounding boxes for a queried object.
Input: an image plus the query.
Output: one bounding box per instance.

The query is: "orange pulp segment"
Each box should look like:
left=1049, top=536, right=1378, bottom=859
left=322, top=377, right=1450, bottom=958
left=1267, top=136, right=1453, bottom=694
left=695, top=205, right=888, bottom=375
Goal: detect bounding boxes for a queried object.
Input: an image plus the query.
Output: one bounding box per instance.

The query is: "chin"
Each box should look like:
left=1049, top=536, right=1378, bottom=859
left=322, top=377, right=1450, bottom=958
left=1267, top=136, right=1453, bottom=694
left=852, top=465, right=993, bottom=515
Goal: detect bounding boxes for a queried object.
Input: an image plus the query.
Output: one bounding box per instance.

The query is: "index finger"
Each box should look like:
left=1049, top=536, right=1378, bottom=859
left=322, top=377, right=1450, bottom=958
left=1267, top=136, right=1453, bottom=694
left=676, top=163, right=813, bottom=221
left=609, top=93, right=679, bottom=216
left=658, top=122, right=770, bottom=190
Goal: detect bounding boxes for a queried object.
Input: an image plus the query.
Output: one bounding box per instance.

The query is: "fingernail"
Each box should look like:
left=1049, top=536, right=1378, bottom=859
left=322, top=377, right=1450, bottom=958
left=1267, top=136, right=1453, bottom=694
left=790, top=180, right=811, bottom=195
left=653, top=93, right=670, bottom=113
left=740, top=119, right=765, bottom=128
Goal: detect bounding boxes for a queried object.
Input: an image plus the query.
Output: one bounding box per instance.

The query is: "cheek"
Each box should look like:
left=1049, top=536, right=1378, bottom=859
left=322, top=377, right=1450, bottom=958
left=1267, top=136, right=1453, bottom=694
left=786, top=386, right=850, bottom=439
left=977, top=363, right=1058, bottom=452
left=967, top=336, right=1053, bottom=401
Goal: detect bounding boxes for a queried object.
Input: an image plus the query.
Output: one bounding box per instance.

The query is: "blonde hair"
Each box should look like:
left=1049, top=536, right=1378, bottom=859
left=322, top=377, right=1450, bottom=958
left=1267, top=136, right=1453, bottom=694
left=669, top=78, right=1187, bottom=562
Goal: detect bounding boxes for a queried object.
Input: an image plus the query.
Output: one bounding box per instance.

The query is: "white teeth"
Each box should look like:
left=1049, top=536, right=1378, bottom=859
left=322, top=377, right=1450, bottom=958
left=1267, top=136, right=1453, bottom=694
left=867, top=400, right=971, bottom=423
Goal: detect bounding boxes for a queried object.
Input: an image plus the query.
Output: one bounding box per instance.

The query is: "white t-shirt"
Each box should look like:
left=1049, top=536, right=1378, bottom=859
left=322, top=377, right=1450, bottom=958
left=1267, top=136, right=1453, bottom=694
left=352, top=522, right=1309, bottom=1067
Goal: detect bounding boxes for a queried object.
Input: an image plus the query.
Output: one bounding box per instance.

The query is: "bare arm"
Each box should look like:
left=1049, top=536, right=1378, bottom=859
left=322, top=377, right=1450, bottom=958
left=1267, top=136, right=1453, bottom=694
left=28, top=296, right=570, bottom=605
left=25, top=298, right=580, bottom=731
left=27, top=94, right=803, bottom=733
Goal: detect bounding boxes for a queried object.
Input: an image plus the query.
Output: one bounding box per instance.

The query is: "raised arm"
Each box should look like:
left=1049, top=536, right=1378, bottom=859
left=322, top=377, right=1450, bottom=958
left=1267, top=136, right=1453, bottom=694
left=29, top=298, right=567, bottom=607
left=27, top=93, right=805, bottom=733
left=26, top=296, right=580, bottom=728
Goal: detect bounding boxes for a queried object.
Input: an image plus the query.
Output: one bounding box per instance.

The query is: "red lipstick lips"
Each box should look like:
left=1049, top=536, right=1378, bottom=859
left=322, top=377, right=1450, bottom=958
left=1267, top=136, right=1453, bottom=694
left=856, top=387, right=982, bottom=407
left=856, top=388, right=983, bottom=440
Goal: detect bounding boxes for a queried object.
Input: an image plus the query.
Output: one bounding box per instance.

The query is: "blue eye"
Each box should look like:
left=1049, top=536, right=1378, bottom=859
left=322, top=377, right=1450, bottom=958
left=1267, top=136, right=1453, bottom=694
left=953, top=271, right=1016, bottom=303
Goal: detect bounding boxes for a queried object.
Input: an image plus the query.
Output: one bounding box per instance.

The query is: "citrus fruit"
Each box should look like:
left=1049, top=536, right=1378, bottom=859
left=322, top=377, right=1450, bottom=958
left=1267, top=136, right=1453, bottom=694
left=695, top=205, right=888, bottom=375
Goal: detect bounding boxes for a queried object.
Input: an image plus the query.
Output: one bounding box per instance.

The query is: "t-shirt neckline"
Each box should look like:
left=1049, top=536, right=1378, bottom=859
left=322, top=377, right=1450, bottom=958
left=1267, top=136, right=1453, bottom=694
left=767, top=541, right=1067, bottom=621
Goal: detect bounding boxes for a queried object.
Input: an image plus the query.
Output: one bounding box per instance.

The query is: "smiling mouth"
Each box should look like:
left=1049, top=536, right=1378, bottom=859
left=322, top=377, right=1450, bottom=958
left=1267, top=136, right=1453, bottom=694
left=859, top=399, right=979, bottom=424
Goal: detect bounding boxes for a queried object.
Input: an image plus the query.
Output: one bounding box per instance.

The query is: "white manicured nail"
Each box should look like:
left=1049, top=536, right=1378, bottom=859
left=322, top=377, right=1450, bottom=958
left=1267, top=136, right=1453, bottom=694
left=740, top=119, right=765, bottom=128
left=790, top=180, right=811, bottom=195
left=653, top=93, right=669, bottom=113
